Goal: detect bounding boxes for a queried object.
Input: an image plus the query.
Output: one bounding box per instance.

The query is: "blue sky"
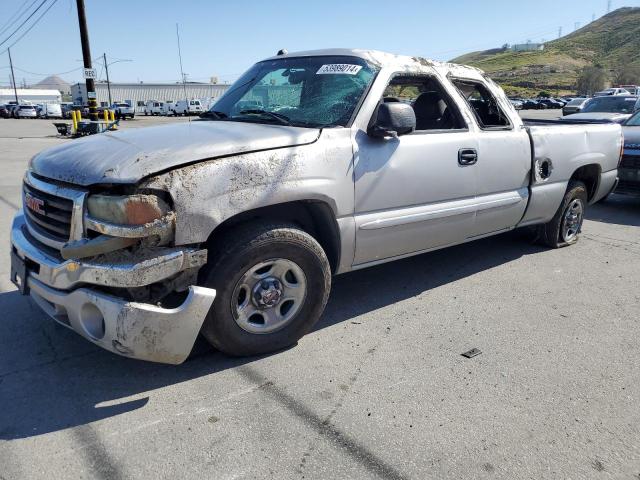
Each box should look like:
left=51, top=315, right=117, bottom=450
left=1, top=0, right=640, bottom=87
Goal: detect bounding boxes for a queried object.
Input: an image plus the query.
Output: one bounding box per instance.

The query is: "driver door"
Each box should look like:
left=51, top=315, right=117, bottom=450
left=353, top=74, right=478, bottom=265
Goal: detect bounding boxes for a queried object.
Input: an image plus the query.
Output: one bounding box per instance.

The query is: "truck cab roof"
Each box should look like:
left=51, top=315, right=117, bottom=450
left=263, top=48, right=486, bottom=81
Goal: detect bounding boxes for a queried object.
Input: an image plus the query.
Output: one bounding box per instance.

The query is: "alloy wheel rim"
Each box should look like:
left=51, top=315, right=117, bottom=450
left=562, top=198, right=584, bottom=242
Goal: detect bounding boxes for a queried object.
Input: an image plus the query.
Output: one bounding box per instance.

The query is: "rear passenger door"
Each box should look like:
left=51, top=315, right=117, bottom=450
left=353, top=73, right=478, bottom=265
left=450, top=78, right=531, bottom=238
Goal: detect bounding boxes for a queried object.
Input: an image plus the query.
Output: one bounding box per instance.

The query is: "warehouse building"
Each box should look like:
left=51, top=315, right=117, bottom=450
left=71, top=82, right=229, bottom=112
left=0, top=88, right=62, bottom=104
left=511, top=42, right=545, bottom=52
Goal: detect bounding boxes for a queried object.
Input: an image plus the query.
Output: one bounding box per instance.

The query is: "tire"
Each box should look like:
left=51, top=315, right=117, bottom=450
left=199, top=222, right=331, bottom=357
left=539, top=180, right=587, bottom=248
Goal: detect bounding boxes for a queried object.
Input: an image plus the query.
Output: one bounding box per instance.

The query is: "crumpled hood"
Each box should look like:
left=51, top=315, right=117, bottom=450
left=563, top=112, right=631, bottom=123
left=30, top=121, right=320, bottom=186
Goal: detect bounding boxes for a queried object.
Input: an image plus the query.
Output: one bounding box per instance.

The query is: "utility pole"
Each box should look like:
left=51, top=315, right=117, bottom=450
left=558, top=26, right=562, bottom=39
left=76, top=0, right=97, bottom=120
left=7, top=48, right=18, bottom=104
left=103, top=53, right=112, bottom=106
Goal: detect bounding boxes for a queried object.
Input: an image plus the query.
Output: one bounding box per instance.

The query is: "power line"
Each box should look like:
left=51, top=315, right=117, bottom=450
left=0, top=0, right=59, bottom=56
left=0, top=0, right=38, bottom=38
left=14, top=65, right=83, bottom=76
left=0, top=0, right=50, bottom=49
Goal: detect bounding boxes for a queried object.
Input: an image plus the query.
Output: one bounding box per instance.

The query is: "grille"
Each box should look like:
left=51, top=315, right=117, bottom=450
left=23, top=182, right=73, bottom=242
left=617, top=180, right=640, bottom=194
left=620, top=154, right=640, bottom=169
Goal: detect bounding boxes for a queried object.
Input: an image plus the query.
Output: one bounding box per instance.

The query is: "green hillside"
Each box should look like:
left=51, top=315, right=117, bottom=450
left=451, top=7, right=640, bottom=96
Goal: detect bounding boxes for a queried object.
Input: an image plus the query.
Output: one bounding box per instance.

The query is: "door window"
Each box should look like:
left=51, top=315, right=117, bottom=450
left=381, top=74, right=466, bottom=131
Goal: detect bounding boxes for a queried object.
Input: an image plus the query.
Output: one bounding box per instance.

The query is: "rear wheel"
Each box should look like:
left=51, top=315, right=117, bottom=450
left=539, top=180, right=587, bottom=248
left=200, top=222, right=331, bottom=356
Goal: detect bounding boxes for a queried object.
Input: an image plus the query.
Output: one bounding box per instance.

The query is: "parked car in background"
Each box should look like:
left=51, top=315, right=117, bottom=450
left=144, top=100, right=164, bottom=116
left=9, top=103, right=22, bottom=118
left=38, top=103, right=62, bottom=119
left=618, top=85, right=639, bottom=96
left=0, top=104, right=9, bottom=118
left=509, top=99, right=523, bottom=110
left=174, top=99, right=204, bottom=115
left=60, top=103, right=74, bottom=118
left=16, top=105, right=38, bottom=118
left=563, top=95, right=638, bottom=123
left=537, top=98, right=564, bottom=109
left=594, top=88, right=631, bottom=97
left=615, top=110, right=640, bottom=196
left=111, top=102, right=135, bottom=119
left=521, top=99, right=544, bottom=110
left=68, top=104, right=90, bottom=117
left=162, top=101, right=176, bottom=115
left=562, top=97, right=588, bottom=116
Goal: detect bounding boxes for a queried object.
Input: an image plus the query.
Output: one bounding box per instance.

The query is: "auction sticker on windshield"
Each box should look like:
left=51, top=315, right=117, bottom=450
left=316, top=64, right=363, bottom=75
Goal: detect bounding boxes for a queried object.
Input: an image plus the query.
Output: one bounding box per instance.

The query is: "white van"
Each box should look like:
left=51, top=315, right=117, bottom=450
left=144, top=100, right=164, bottom=116
left=174, top=99, right=204, bottom=116
left=38, top=103, right=63, bottom=118
left=162, top=101, right=176, bottom=116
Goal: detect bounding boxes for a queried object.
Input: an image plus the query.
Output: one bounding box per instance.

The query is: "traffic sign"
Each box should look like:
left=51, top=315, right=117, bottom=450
left=83, top=68, right=97, bottom=80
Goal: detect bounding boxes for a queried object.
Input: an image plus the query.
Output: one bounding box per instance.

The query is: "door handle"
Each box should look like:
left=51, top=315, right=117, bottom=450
left=458, top=149, right=478, bottom=165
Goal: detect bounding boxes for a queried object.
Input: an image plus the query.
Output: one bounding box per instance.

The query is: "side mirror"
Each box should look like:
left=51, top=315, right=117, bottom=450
left=368, top=102, right=416, bottom=138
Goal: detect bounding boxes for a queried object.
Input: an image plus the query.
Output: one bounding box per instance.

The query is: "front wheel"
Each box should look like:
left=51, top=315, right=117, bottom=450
left=539, top=180, right=587, bottom=248
left=199, top=222, right=331, bottom=356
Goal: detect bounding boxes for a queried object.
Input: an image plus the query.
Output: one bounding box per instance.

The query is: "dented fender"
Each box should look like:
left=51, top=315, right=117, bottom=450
left=140, top=128, right=355, bottom=247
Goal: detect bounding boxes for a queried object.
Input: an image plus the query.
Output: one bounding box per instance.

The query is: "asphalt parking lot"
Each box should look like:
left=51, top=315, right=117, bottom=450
left=1, top=112, right=639, bottom=480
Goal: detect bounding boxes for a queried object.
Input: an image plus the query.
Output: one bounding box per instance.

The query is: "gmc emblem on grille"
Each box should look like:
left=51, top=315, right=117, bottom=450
left=25, top=193, right=45, bottom=215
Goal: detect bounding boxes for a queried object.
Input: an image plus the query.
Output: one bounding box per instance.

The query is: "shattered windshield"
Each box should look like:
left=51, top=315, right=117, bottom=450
left=208, top=55, right=377, bottom=128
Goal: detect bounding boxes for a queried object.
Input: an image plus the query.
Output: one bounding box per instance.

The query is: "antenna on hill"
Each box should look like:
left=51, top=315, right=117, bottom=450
left=607, top=0, right=612, bottom=13
left=558, top=26, right=562, bottom=38
left=176, top=23, right=191, bottom=123
left=574, top=21, right=581, bottom=31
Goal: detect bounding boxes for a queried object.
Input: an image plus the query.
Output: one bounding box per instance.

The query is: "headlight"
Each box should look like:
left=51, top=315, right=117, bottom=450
left=87, top=194, right=170, bottom=225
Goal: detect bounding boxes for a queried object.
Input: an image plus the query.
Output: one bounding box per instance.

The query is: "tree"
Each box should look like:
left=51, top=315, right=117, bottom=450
left=576, top=66, right=607, bottom=95
left=614, top=66, right=640, bottom=86
left=538, top=91, right=551, bottom=98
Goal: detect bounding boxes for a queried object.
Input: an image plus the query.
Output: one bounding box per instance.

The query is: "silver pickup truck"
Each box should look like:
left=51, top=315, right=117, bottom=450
left=10, top=49, right=621, bottom=364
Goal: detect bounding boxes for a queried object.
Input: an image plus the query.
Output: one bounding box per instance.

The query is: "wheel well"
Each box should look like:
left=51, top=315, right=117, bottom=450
left=206, top=201, right=341, bottom=273
left=569, top=164, right=600, bottom=201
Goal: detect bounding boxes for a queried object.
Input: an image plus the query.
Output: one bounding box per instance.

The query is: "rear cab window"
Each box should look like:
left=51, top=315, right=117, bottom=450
left=451, top=78, right=512, bottom=130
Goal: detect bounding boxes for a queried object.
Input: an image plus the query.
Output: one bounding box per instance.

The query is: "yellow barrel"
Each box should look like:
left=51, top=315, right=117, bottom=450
left=103, top=109, right=109, bottom=122
left=71, top=110, right=78, bottom=133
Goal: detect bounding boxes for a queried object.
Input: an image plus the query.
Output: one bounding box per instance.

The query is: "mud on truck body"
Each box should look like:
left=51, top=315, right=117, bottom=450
left=11, top=49, right=621, bottom=364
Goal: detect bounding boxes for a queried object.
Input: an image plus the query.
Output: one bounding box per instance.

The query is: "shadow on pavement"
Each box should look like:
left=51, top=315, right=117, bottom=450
left=0, top=230, right=543, bottom=440
left=586, top=194, right=640, bottom=227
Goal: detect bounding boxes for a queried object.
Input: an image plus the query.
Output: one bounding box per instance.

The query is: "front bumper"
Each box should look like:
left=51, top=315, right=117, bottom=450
left=11, top=211, right=216, bottom=364
left=26, top=276, right=215, bottom=364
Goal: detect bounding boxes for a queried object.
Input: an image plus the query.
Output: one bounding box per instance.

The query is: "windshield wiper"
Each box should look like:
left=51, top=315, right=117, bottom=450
left=238, top=109, right=291, bottom=125
left=199, top=110, right=227, bottom=120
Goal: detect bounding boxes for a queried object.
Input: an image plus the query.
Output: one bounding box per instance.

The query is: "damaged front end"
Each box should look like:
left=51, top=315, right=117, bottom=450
left=10, top=171, right=215, bottom=364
